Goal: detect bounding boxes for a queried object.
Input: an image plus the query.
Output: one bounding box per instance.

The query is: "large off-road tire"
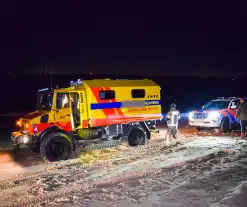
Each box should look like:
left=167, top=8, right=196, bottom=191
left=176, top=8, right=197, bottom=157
left=13, top=144, right=20, bottom=154
left=40, top=133, right=72, bottom=162
left=220, top=118, right=230, bottom=133
left=30, top=144, right=40, bottom=153
left=127, top=127, right=146, bottom=146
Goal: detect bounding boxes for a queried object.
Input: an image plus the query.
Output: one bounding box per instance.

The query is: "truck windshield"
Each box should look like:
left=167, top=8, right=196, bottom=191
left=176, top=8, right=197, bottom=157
left=36, top=89, right=53, bottom=110
left=202, top=101, right=230, bottom=110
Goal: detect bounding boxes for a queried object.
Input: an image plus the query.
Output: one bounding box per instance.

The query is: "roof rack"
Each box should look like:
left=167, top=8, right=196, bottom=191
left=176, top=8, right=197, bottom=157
left=217, top=97, right=238, bottom=99
left=70, top=79, right=82, bottom=86
left=38, top=88, right=49, bottom=92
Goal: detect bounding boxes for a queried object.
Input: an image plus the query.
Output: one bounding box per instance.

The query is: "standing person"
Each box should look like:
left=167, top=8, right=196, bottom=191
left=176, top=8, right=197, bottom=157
left=165, top=103, right=181, bottom=143
left=236, top=98, right=247, bottom=138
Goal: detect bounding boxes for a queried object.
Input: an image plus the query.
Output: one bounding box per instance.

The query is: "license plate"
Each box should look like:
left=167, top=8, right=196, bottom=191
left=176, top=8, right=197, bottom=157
left=195, top=120, right=204, bottom=124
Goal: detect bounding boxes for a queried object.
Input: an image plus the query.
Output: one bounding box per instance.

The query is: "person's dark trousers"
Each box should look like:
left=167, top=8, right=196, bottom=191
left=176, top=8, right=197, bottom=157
left=240, top=120, right=247, bottom=138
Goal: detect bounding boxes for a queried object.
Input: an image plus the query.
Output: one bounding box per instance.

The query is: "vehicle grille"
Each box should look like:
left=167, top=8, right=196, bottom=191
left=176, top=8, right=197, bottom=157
left=193, top=113, right=208, bottom=119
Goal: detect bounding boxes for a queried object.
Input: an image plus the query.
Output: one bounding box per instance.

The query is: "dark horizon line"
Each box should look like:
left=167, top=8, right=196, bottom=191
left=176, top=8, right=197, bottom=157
left=2, top=71, right=244, bottom=79
left=0, top=71, right=246, bottom=78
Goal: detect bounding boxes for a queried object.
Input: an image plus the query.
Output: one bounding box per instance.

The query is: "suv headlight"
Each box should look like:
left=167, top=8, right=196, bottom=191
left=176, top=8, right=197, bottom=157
left=208, top=111, right=219, bottom=119
left=189, top=112, right=193, bottom=120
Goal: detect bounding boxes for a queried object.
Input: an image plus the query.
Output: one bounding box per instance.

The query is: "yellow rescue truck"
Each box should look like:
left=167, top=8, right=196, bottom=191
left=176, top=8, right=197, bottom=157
left=11, top=79, right=162, bottom=162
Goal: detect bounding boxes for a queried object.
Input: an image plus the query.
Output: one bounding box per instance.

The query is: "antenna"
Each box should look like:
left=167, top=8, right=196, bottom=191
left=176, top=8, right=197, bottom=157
left=44, top=63, right=48, bottom=76
left=42, top=63, right=48, bottom=90
left=50, top=65, right=53, bottom=92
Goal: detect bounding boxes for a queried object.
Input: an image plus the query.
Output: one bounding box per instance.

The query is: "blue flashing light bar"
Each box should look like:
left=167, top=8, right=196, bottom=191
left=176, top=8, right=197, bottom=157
left=38, top=88, right=49, bottom=92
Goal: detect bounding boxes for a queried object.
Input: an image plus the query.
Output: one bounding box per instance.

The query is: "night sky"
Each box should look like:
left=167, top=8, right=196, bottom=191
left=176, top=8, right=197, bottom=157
left=1, top=1, right=247, bottom=76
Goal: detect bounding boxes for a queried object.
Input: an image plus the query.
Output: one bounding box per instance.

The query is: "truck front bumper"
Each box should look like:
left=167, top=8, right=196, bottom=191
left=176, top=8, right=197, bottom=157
left=11, top=132, right=35, bottom=145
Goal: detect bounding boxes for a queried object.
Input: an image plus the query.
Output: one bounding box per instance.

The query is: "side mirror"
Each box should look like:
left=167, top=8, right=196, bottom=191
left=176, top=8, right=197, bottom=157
left=230, top=105, right=237, bottom=109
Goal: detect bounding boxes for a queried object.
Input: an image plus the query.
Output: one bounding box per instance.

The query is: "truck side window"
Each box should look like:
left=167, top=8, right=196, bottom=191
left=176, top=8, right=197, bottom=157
left=99, top=90, right=115, bottom=100
left=235, top=100, right=240, bottom=107
left=56, top=93, right=70, bottom=109
left=131, top=89, right=145, bottom=98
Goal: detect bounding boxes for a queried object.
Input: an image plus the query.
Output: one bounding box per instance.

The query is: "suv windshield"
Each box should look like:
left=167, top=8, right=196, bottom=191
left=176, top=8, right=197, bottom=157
left=202, top=100, right=230, bottom=110
left=36, top=89, right=53, bottom=110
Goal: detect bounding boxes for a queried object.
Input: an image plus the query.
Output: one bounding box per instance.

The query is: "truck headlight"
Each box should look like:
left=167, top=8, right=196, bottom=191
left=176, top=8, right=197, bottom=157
left=22, top=135, right=29, bottom=144
left=189, top=112, right=193, bottom=120
left=16, top=120, right=21, bottom=127
left=208, top=111, right=219, bottom=120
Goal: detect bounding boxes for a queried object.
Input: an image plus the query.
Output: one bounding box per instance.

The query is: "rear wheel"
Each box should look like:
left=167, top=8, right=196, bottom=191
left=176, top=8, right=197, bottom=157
left=40, top=133, right=72, bottom=162
left=127, top=127, right=146, bottom=146
left=220, top=118, right=230, bottom=133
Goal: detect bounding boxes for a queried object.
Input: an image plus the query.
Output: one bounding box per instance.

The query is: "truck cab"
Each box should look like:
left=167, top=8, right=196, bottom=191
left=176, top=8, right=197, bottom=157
left=188, top=97, right=242, bottom=132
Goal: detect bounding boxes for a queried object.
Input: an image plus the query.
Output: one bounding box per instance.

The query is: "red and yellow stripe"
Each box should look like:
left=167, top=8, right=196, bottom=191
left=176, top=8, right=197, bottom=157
left=91, top=87, right=125, bottom=126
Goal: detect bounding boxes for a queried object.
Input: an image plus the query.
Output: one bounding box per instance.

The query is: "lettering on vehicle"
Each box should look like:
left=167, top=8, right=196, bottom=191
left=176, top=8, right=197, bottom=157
left=80, top=93, right=84, bottom=113
left=148, top=95, right=158, bottom=98
left=144, top=100, right=160, bottom=106
left=127, top=106, right=158, bottom=112
left=121, top=100, right=145, bottom=108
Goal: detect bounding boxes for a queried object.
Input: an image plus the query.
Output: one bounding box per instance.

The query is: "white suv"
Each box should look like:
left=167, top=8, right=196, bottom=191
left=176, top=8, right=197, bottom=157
left=188, top=97, right=242, bottom=132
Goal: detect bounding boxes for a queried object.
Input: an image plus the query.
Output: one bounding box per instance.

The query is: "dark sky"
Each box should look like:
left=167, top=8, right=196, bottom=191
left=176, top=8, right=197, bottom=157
left=1, top=1, right=247, bottom=76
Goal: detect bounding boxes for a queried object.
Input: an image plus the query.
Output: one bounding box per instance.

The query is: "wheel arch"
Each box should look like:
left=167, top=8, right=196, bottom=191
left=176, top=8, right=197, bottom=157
left=37, top=125, right=71, bottom=143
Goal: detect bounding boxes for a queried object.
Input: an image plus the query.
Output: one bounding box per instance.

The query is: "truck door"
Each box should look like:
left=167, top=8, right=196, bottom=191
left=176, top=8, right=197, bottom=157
left=55, top=92, right=73, bottom=131
left=71, top=92, right=81, bottom=129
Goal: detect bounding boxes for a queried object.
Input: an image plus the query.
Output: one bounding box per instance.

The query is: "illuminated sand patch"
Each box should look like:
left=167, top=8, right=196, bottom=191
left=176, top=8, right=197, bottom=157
left=3, top=136, right=244, bottom=206
left=0, top=151, right=14, bottom=163
left=76, top=139, right=177, bottom=165
left=77, top=148, right=123, bottom=164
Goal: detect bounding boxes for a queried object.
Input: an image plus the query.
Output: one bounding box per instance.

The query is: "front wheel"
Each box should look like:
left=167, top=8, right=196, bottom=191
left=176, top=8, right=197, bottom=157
left=40, top=133, right=72, bottom=162
left=30, top=145, right=40, bottom=153
left=220, top=118, right=230, bottom=133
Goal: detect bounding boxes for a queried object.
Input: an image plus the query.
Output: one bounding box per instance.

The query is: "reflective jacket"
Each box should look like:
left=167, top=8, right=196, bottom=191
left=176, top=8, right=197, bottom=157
left=166, top=109, right=180, bottom=127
